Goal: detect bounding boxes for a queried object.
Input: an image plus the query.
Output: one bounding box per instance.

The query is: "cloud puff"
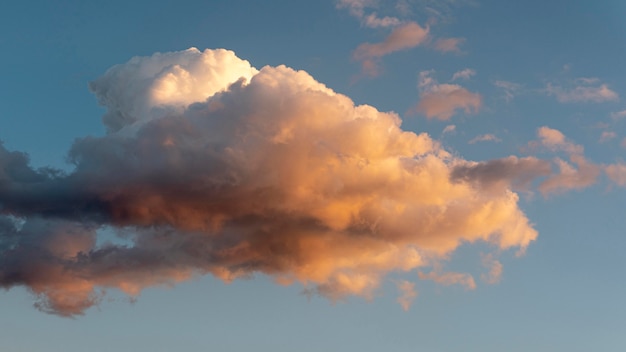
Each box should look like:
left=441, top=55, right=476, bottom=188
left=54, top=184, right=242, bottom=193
left=353, top=22, right=430, bottom=76
left=0, top=49, right=537, bottom=316
left=527, top=127, right=600, bottom=195
left=434, top=37, right=464, bottom=53
left=413, top=70, right=482, bottom=120
left=451, top=68, right=475, bottom=81
left=599, top=131, right=616, bottom=143
left=469, top=134, right=501, bottom=144
left=545, top=81, right=619, bottom=103
left=605, top=163, right=626, bottom=187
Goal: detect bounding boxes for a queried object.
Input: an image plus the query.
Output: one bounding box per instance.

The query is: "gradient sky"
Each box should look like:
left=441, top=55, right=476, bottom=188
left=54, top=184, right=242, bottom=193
left=1, top=1, right=626, bottom=351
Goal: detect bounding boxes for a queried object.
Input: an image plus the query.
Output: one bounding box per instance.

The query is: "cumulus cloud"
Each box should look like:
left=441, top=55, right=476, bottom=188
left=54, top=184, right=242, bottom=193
left=434, top=37, right=464, bottom=53
left=469, top=134, right=501, bottom=144
left=413, top=70, right=482, bottom=120
left=0, top=48, right=538, bottom=316
left=545, top=81, right=619, bottom=103
left=353, top=22, right=430, bottom=76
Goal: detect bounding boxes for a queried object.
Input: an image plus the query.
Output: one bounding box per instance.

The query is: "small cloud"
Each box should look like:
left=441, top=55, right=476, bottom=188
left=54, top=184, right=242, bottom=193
left=545, top=81, right=619, bottom=103
left=610, top=110, right=626, bottom=120
left=418, top=270, right=476, bottom=290
left=451, top=68, right=475, bottom=81
left=480, top=253, right=503, bottom=284
left=434, top=37, right=465, bottom=53
left=413, top=70, right=482, bottom=120
left=535, top=126, right=584, bottom=155
left=539, top=155, right=600, bottom=195
left=469, top=133, right=501, bottom=144
left=363, top=13, right=401, bottom=28
left=599, top=131, right=616, bottom=143
left=494, top=80, right=521, bottom=102
left=353, top=22, right=430, bottom=77
left=605, top=163, right=626, bottom=187
left=442, top=124, right=456, bottom=134
left=395, top=280, right=418, bottom=311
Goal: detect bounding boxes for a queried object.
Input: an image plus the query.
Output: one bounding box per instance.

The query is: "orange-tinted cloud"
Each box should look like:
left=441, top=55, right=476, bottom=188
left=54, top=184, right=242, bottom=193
left=353, top=22, right=429, bottom=76
left=413, top=70, right=482, bottom=120
left=0, top=49, right=537, bottom=316
left=434, top=37, right=464, bottom=53
left=395, top=280, right=417, bottom=311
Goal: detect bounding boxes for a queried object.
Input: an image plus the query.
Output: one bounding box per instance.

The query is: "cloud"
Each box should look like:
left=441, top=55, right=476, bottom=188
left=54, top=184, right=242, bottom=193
left=599, top=131, right=616, bottom=143
left=605, top=163, right=626, bottom=187
left=442, top=124, right=456, bottom=134
left=480, top=253, right=502, bottom=284
left=434, top=37, right=464, bottom=53
left=353, top=22, right=430, bottom=76
left=539, top=155, right=600, bottom=195
left=451, top=156, right=552, bottom=193
left=535, top=126, right=584, bottom=155
left=418, top=269, right=476, bottom=290
left=545, top=81, right=619, bottom=103
left=469, top=134, right=501, bottom=144
left=525, top=127, right=600, bottom=195
left=451, top=68, right=475, bottom=81
left=494, top=80, right=521, bottom=102
left=0, top=48, right=537, bottom=316
left=413, top=70, right=482, bottom=120
left=395, top=280, right=417, bottom=311
left=610, top=110, right=626, bottom=120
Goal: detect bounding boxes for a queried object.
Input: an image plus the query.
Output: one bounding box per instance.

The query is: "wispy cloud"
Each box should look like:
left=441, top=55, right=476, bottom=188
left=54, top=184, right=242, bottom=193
left=353, top=22, right=430, bottom=76
left=434, top=37, right=464, bottom=53
left=418, top=269, right=476, bottom=290
left=610, top=109, right=626, bottom=120
left=528, top=127, right=600, bottom=195
left=494, top=80, right=521, bottom=102
left=395, top=280, right=418, bottom=311
left=413, top=70, right=482, bottom=120
left=451, top=68, right=475, bottom=81
left=599, top=131, right=617, bottom=143
left=480, top=254, right=503, bottom=284
left=442, top=124, right=456, bottom=134
left=545, top=80, right=619, bottom=103
left=469, top=133, right=501, bottom=144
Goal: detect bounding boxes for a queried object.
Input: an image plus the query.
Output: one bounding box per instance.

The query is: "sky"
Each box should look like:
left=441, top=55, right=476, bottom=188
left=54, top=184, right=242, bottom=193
left=1, top=0, right=626, bottom=351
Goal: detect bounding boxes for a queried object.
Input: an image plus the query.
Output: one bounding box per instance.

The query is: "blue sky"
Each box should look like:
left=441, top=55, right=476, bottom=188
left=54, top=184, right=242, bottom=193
left=1, top=1, right=626, bottom=351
